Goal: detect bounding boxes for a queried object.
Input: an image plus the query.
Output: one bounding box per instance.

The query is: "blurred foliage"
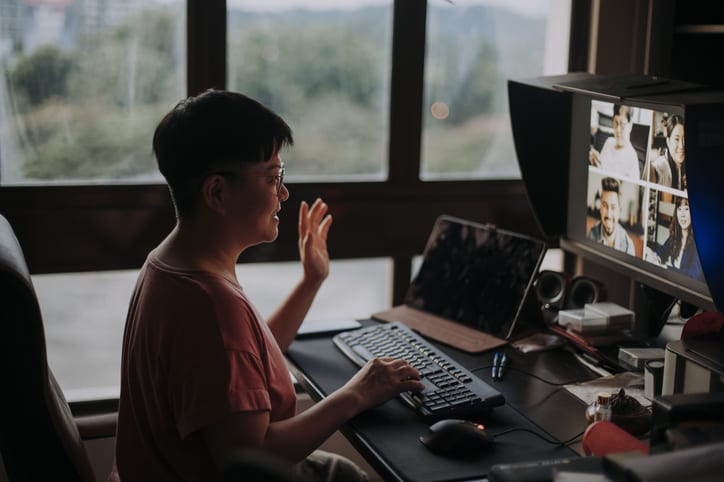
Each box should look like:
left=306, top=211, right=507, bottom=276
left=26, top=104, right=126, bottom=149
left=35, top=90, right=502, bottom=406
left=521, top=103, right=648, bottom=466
left=4, top=6, right=182, bottom=181
left=9, top=46, right=73, bottom=107
left=229, top=22, right=387, bottom=176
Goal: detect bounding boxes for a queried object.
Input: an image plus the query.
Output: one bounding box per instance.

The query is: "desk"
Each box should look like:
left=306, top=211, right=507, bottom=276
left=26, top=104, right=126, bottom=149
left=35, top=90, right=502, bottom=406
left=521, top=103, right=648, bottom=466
left=286, top=320, right=599, bottom=482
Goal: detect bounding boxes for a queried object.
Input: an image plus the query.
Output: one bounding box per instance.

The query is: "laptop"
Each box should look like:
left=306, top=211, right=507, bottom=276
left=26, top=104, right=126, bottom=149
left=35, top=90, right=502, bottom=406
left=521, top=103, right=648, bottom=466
left=373, top=215, right=547, bottom=353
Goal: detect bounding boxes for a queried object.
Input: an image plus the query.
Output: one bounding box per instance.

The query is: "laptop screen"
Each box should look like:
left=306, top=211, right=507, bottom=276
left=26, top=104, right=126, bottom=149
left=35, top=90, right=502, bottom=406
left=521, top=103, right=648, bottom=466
left=404, top=215, right=547, bottom=339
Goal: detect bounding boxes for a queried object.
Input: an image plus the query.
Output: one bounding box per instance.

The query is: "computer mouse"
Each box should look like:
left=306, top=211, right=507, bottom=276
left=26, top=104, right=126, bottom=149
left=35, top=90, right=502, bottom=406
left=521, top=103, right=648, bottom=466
left=419, top=419, right=495, bottom=457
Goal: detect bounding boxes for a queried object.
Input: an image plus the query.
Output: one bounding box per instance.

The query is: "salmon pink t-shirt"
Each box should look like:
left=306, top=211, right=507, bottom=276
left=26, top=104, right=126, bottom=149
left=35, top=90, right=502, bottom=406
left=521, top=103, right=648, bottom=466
left=116, top=253, right=296, bottom=481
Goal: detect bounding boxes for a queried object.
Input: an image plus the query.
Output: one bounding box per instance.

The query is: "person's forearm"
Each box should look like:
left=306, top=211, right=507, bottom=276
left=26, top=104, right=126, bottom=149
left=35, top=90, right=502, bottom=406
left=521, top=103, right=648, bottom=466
left=262, top=386, right=362, bottom=462
left=267, top=274, right=324, bottom=351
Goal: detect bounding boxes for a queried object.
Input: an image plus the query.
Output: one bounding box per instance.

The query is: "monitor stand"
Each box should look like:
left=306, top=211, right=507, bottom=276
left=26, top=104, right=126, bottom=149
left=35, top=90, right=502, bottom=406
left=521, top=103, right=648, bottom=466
left=634, top=283, right=678, bottom=338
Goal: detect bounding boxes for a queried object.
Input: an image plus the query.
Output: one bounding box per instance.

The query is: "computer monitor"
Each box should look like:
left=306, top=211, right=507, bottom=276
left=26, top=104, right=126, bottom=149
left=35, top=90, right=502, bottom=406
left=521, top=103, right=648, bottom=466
left=564, top=96, right=711, bottom=310
left=509, top=73, right=724, bottom=320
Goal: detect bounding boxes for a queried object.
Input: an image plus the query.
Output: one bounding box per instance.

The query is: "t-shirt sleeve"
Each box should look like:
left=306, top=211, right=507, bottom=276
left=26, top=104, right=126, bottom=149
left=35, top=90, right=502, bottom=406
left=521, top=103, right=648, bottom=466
left=166, top=285, right=274, bottom=439
left=172, top=348, right=272, bottom=439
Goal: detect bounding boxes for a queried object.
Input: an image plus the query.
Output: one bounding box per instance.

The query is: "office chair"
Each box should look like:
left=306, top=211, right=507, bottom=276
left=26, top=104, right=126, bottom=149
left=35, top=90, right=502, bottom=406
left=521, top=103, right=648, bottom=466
left=0, top=213, right=99, bottom=482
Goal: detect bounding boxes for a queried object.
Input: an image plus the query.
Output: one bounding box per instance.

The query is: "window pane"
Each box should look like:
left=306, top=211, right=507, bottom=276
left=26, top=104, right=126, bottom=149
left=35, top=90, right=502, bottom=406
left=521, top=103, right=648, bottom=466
left=227, top=1, right=392, bottom=180
left=0, top=1, right=185, bottom=185
left=37, top=259, right=391, bottom=402
left=421, top=0, right=571, bottom=179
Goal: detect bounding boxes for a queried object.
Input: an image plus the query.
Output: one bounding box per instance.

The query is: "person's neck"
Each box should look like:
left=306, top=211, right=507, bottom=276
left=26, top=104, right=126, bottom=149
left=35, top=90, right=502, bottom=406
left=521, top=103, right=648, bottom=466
left=156, top=221, right=241, bottom=285
left=602, top=226, right=616, bottom=246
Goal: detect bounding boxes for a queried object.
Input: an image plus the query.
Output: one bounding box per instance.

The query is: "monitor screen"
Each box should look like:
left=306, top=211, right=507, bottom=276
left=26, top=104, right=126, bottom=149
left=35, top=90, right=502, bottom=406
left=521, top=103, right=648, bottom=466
left=566, top=97, right=713, bottom=309
left=403, top=215, right=547, bottom=339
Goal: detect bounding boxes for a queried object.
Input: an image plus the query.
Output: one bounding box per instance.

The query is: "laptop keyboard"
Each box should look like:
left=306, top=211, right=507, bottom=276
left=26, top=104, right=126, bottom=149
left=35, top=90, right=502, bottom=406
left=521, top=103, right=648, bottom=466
left=333, top=322, right=505, bottom=418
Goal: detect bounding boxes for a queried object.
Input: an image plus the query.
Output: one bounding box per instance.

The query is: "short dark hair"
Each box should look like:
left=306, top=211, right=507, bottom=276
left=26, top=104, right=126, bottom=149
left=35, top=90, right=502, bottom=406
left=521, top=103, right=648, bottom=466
left=601, top=176, right=620, bottom=195
left=153, top=90, right=293, bottom=217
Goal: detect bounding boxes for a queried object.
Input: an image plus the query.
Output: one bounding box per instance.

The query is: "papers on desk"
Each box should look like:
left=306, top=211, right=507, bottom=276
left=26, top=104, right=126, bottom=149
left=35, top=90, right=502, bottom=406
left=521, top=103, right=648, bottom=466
left=554, top=472, right=609, bottom=482
left=565, top=371, right=649, bottom=407
left=490, top=456, right=607, bottom=482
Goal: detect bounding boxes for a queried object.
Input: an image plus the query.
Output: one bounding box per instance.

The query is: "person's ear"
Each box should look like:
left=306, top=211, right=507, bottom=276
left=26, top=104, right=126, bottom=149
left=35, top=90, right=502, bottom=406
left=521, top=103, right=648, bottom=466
left=200, top=175, right=229, bottom=215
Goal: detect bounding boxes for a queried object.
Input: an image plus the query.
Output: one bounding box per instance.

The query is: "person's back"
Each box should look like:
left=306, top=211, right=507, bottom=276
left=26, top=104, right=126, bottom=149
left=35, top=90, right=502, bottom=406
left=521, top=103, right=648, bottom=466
left=117, top=255, right=296, bottom=481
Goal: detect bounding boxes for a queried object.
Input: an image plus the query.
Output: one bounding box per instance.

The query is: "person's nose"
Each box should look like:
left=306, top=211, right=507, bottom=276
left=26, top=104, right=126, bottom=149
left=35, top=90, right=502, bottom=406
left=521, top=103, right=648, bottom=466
left=279, top=183, right=290, bottom=202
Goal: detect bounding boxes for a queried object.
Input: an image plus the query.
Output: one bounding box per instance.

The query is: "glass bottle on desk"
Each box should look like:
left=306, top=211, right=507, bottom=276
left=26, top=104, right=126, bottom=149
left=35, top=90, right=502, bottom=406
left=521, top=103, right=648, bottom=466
left=586, top=392, right=612, bottom=422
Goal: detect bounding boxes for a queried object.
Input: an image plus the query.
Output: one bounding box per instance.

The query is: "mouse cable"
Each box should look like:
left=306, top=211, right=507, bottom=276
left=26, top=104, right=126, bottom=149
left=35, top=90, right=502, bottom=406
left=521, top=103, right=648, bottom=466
left=491, top=427, right=585, bottom=447
left=470, top=365, right=591, bottom=386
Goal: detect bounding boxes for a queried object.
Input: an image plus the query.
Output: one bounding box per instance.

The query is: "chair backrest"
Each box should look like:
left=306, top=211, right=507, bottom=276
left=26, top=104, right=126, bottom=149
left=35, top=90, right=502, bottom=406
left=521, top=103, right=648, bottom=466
left=0, top=214, right=96, bottom=482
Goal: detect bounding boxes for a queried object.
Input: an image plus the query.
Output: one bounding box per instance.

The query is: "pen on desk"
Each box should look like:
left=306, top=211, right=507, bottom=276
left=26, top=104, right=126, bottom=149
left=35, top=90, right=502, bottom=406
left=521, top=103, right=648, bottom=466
left=574, top=353, right=612, bottom=378
left=497, top=353, right=508, bottom=381
left=492, top=352, right=503, bottom=380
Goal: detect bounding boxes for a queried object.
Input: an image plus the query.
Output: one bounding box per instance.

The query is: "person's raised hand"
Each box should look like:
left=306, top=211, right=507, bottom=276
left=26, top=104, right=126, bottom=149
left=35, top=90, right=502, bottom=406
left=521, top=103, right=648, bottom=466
left=342, top=357, right=425, bottom=412
left=299, top=198, right=333, bottom=284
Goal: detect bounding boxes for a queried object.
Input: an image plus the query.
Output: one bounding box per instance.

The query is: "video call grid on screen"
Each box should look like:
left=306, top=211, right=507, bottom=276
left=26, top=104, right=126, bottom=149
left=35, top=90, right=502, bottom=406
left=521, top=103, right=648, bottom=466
left=579, top=99, right=706, bottom=285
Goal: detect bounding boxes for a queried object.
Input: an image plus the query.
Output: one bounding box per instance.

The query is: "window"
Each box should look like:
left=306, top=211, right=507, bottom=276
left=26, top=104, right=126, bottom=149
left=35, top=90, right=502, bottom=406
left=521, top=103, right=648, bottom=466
left=421, top=0, right=571, bottom=179
left=227, top=0, right=393, bottom=180
left=0, top=1, right=185, bottom=185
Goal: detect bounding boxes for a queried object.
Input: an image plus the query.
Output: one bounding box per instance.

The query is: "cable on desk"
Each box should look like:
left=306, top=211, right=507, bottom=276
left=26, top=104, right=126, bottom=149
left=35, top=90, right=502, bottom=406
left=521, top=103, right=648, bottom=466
left=470, top=365, right=592, bottom=386
left=468, top=365, right=587, bottom=448
left=470, top=365, right=586, bottom=414
left=491, top=427, right=585, bottom=447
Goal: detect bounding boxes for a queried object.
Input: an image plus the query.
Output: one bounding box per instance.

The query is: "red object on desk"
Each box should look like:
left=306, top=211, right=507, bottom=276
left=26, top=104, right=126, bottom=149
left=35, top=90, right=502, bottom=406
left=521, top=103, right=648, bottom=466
left=582, top=421, right=649, bottom=456
left=681, top=311, right=724, bottom=340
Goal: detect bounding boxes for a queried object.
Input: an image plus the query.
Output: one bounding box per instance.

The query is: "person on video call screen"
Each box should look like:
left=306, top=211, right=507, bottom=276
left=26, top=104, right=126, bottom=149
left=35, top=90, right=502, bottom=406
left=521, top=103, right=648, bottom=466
left=589, top=104, right=641, bottom=179
left=646, top=114, right=686, bottom=190
left=587, top=176, right=636, bottom=255
left=645, top=192, right=705, bottom=282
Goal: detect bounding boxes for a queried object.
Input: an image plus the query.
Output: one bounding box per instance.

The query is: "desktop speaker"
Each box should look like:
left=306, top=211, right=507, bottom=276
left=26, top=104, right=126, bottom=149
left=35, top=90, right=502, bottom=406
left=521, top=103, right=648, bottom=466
left=535, top=270, right=568, bottom=308
left=535, top=270, right=569, bottom=323
left=564, top=276, right=607, bottom=310
left=535, top=271, right=607, bottom=323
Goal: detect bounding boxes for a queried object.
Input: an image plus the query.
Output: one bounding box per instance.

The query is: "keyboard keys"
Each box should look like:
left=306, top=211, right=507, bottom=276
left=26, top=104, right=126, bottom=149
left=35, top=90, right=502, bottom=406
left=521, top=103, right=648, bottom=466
left=334, top=322, right=505, bottom=418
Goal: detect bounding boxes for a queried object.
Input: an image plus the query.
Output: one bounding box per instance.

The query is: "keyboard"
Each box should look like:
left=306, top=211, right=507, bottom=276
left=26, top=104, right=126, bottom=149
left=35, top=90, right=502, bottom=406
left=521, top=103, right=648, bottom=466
left=333, top=322, right=505, bottom=418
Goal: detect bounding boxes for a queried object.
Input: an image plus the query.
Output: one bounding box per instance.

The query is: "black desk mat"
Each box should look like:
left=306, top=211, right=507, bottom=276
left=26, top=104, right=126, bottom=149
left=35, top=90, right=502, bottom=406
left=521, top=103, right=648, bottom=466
left=287, top=335, right=580, bottom=482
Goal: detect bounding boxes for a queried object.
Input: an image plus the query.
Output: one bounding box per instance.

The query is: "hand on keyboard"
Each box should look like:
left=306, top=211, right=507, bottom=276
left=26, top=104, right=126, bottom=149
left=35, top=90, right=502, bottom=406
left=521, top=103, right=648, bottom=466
left=334, top=323, right=505, bottom=418
left=341, top=357, right=425, bottom=411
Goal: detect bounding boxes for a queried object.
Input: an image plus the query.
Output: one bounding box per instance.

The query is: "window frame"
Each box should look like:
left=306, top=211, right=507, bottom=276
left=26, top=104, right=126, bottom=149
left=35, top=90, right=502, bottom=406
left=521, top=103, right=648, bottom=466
left=0, top=0, right=590, bottom=307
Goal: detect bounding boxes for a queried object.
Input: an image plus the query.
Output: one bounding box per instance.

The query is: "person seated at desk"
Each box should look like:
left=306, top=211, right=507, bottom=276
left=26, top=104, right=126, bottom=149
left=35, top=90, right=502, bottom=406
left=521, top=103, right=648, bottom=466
left=114, top=90, right=425, bottom=482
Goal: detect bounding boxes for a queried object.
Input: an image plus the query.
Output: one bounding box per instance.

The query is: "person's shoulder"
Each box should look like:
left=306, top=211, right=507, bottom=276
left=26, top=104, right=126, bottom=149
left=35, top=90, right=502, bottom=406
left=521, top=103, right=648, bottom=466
left=587, top=223, right=600, bottom=239
left=621, top=229, right=636, bottom=252
left=620, top=225, right=633, bottom=240
left=651, top=153, right=668, bottom=166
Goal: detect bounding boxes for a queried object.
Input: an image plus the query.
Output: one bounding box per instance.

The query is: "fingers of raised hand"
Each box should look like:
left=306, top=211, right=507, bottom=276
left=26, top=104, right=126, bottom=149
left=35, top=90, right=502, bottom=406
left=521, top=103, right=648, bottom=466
left=298, top=201, right=309, bottom=239
left=309, top=199, right=329, bottom=232
left=299, top=198, right=332, bottom=241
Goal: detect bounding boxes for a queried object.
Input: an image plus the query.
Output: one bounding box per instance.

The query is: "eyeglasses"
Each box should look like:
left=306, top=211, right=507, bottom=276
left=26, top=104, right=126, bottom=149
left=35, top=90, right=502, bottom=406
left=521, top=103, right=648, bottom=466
left=211, top=165, right=285, bottom=196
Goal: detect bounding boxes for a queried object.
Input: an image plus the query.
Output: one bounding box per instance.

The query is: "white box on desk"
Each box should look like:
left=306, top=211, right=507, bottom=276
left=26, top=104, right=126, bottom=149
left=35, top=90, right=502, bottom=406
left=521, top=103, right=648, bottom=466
left=584, top=302, right=634, bottom=331
left=557, top=302, right=633, bottom=335
left=618, top=347, right=666, bottom=371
